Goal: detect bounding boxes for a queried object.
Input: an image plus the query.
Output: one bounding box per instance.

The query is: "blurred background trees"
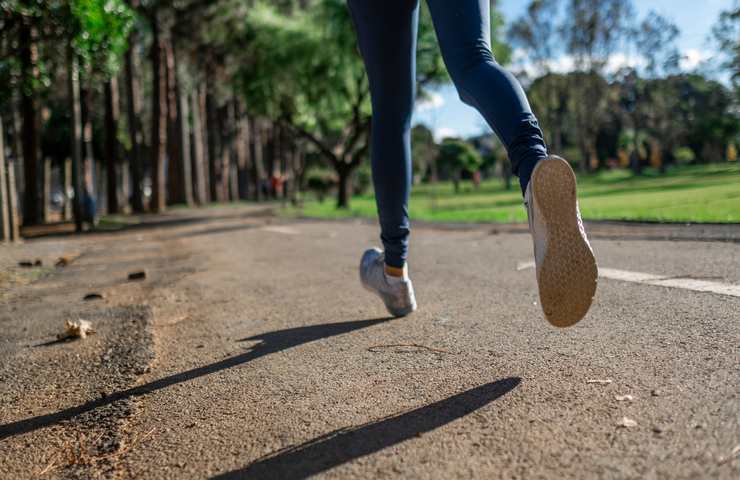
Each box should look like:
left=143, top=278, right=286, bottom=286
left=0, top=0, right=737, bottom=234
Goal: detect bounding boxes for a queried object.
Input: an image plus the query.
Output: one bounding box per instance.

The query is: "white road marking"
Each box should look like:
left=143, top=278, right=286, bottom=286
left=261, top=226, right=300, bottom=235
left=516, top=261, right=535, bottom=271
left=517, top=262, right=740, bottom=298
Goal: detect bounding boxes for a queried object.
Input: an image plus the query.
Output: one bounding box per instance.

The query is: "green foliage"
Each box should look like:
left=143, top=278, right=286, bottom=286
left=437, top=139, right=483, bottom=175
left=353, top=163, right=372, bottom=195
left=508, top=0, right=559, bottom=70
left=70, top=0, right=135, bottom=76
left=233, top=1, right=366, bottom=133
left=305, top=168, right=336, bottom=202
left=411, top=124, right=437, bottom=179
left=673, top=147, right=695, bottom=165
left=711, top=1, right=740, bottom=87
left=563, top=0, right=634, bottom=70
left=0, top=0, right=134, bottom=105
left=635, top=11, right=680, bottom=76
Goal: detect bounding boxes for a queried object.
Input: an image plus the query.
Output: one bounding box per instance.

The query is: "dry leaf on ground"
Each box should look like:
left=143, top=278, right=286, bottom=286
left=58, top=319, right=95, bottom=340
left=617, top=417, right=637, bottom=428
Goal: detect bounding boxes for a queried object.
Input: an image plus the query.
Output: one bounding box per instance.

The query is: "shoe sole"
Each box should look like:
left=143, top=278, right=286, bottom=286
left=360, top=282, right=416, bottom=318
left=531, top=156, right=598, bottom=328
left=362, top=282, right=416, bottom=317
left=359, top=250, right=416, bottom=318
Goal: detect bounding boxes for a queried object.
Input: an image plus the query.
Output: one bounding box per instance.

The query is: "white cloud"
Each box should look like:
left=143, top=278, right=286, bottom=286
left=604, top=53, right=643, bottom=73
left=513, top=48, right=713, bottom=77
left=433, top=127, right=458, bottom=142
left=416, top=92, right=445, bottom=112
left=513, top=51, right=643, bottom=77
left=680, top=48, right=712, bottom=71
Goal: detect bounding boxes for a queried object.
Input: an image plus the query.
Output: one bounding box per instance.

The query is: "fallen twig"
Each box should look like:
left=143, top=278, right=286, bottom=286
left=718, top=445, right=739, bottom=465
left=367, top=343, right=453, bottom=354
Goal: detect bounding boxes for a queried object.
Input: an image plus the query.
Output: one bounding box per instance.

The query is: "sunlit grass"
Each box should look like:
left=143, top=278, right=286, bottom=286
left=284, top=163, right=740, bottom=224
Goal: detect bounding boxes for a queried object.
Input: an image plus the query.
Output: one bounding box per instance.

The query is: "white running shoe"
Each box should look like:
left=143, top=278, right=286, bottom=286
left=525, top=156, right=598, bottom=327
left=359, top=248, right=417, bottom=318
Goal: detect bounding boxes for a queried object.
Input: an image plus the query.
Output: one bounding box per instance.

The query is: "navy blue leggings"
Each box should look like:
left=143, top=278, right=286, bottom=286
left=348, top=0, right=548, bottom=268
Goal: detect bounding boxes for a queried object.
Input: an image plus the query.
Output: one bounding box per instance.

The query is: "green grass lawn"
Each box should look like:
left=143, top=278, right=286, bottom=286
left=285, top=163, right=740, bottom=224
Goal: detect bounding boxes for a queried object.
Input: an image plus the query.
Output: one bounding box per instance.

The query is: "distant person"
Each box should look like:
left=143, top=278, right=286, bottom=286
left=351, top=0, right=597, bottom=327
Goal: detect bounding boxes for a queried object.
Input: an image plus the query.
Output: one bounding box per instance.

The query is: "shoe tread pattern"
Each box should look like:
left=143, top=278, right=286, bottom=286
left=532, top=157, right=598, bottom=327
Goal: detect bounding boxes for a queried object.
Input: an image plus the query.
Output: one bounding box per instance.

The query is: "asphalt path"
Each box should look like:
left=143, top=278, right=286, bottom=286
left=1, top=207, right=737, bottom=479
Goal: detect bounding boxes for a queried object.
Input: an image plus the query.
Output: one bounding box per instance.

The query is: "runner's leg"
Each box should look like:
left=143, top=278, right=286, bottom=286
left=426, top=0, right=548, bottom=193
left=347, top=0, right=419, bottom=269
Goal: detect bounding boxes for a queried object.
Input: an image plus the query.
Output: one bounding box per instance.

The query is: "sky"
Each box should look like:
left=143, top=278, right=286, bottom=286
left=413, top=0, right=733, bottom=141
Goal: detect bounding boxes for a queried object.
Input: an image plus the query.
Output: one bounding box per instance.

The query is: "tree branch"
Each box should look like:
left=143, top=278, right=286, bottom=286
left=340, top=75, right=370, bottom=161
left=280, top=118, right=338, bottom=167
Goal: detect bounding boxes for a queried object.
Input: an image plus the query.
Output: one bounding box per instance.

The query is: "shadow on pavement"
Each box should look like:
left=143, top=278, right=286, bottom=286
left=0, top=317, right=393, bottom=441
left=20, top=207, right=274, bottom=239
left=212, top=377, right=521, bottom=479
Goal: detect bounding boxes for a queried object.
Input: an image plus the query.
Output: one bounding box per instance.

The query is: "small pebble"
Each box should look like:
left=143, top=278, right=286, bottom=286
left=56, top=257, right=71, bottom=267
left=128, top=270, right=147, bottom=281
left=617, top=417, right=637, bottom=428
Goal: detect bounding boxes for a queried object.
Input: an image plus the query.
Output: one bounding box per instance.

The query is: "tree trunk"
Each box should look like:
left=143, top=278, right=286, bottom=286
left=81, top=87, right=96, bottom=222
left=96, top=157, right=105, bottom=216
left=205, top=68, right=222, bottom=202
left=220, top=103, right=234, bottom=201
left=220, top=145, right=231, bottom=202
left=67, top=47, right=84, bottom=232
left=551, top=120, right=563, bottom=154
left=278, top=125, right=291, bottom=202
left=577, top=136, right=590, bottom=173
left=178, top=79, right=193, bottom=206
left=124, top=33, right=144, bottom=213
left=336, top=165, right=352, bottom=209
left=6, top=157, right=20, bottom=241
left=173, top=51, right=193, bottom=206
left=290, top=147, right=305, bottom=205
left=19, top=20, right=41, bottom=225
left=63, top=158, right=72, bottom=220
left=234, top=107, right=251, bottom=200
left=104, top=77, right=121, bottom=213
left=165, top=37, right=183, bottom=205
left=252, top=120, right=265, bottom=202
left=0, top=117, right=9, bottom=241
left=11, top=95, right=24, bottom=209
left=226, top=103, right=239, bottom=202
left=42, top=156, right=51, bottom=222
left=149, top=12, right=167, bottom=213
left=264, top=123, right=275, bottom=197
left=191, top=87, right=208, bottom=204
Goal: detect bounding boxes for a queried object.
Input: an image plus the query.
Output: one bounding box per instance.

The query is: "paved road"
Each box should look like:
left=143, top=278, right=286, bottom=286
left=1, top=207, right=738, bottom=479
